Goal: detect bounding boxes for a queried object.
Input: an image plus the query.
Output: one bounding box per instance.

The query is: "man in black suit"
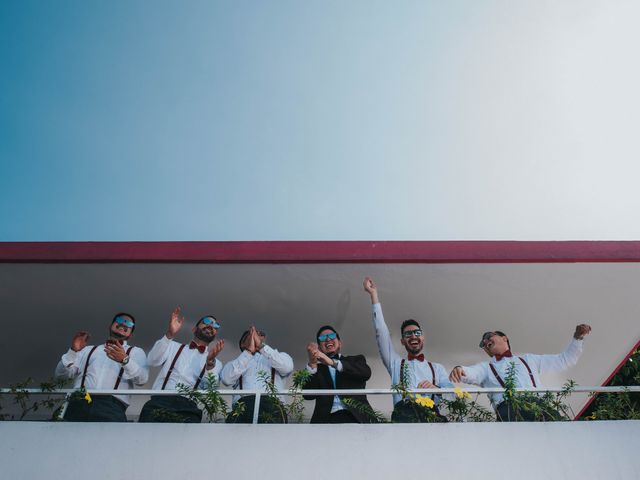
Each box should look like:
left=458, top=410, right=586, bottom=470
left=303, top=325, right=376, bottom=423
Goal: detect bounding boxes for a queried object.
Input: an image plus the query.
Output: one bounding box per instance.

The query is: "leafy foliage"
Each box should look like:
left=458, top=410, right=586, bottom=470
left=581, top=348, right=640, bottom=421
left=1, top=377, right=69, bottom=421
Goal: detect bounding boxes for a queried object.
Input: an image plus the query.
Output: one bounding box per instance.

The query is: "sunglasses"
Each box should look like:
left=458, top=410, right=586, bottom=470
left=114, top=316, right=135, bottom=328
left=200, top=317, right=221, bottom=329
left=318, top=332, right=338, bottom=342
left=479, top=331, right=505, bottom=348
left=402, top=329, right=423, bottom=338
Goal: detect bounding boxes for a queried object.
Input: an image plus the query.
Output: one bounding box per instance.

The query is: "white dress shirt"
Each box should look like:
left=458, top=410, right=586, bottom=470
left=220, top=345, right=294, bottom=404
left=55, top=342, right=148, bottom=405
left=460, top=338, right=584, bottom=406
left=147, top=335, right=223, bottom=391
left=372, top=303, right=454, bottom=405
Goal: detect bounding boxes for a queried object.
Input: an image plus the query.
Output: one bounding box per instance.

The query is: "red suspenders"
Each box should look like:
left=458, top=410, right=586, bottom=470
left=489, top=356, right=537, bottom=388
left=161, top=344, right=212, bottom=390
left=80, top=344, right=134, bottom=390
left=400, top=359, right=437, bottom=386
left=161, top=344, right=187, bottom=390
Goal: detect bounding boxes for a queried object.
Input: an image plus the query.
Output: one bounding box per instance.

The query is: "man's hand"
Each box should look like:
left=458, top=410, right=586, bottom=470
left=363, top=277, right=379, bottom=304
left=307, top=342, right=319, bottom=368
left=245, top=326, right=258, bottom=354
left=417, top=380, right=437, bottom=389
left=574, top=324, right=592, bottom=340
left=315, top=350, right=336, bottom=367
left=206, top=339, right=225, bottom=369
left=71, top=331, right=90, bottom=352
left=251, top=326, right=264, bottom=351
left=449, top=366, right=466, bottom=383
left=105, top=342, right=127, bottom=363
left=166, top=307, right=185, bottom=339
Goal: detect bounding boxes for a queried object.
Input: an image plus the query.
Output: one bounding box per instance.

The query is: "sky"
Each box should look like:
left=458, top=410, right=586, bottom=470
left=1, top=1, right=639, bottom=241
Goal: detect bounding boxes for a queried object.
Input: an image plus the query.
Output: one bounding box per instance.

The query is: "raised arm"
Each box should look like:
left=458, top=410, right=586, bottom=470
left=364, top=277, right=401, bottom=372
left=219, top=351, right=253, bottom=386
left=261, top=346, right=294, bottom=377
left=529, top=324, right=591, bottom=373
left=55, top=331, right=90, bottom=380
left=147, top=308, right=184, bottom=366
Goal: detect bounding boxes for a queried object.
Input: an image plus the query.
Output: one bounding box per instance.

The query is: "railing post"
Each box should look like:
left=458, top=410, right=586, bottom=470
left=252, top=393, right=261, bottom=425
left=57, top=393, right=72, bottom=420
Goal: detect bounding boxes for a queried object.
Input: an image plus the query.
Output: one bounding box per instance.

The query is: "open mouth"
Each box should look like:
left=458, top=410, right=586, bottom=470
left=325, top=342, right=335, bottom=349
left=408, top=339, right=420, bottom=347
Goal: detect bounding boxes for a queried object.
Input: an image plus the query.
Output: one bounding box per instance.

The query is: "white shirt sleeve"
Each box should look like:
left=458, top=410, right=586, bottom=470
left=372, top=303, right=402, bottom=374
left=525, top=338, right=584, bottom=374
left=220, top=350, right=253, bottom=386
left=55, top=348, right=86, bottom=380
left=460, top=362, right=489, bottom=386
left=261, top=345, right=294, bottom=377
left=122, top=346, right=149, bottom=385
left=146, top=335, right=175, bottom=367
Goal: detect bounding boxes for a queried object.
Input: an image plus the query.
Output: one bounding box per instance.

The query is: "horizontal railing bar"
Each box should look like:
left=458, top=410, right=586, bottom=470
left=1, top=386, right=639, bottom=395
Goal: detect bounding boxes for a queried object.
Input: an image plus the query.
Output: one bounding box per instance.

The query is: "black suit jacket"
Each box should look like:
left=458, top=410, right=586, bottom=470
left=303, top=354, right=375, bottom=423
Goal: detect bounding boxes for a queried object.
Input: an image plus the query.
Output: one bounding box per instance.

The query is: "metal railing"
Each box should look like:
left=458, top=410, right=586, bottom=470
left=2, top=386, right=639, bottom=424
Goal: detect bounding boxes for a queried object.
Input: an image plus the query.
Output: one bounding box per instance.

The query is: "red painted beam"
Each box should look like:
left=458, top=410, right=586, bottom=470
left=1, top=241, right=640, bottom=263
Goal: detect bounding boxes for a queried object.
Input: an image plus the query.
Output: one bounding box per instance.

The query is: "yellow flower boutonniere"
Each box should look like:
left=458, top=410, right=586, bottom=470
left=84, top=392, right=92, bottom=404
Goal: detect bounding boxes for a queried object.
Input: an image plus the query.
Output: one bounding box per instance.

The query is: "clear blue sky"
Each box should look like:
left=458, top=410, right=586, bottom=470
left=1, top=1, right=639, bottom=241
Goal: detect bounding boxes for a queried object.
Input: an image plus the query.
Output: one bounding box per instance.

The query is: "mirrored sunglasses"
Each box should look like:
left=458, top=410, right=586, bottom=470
left=114, top=316, right=135, bottom=328
left=402, top=329, right=423, bottom=338
left=318, top=332, right=338, bottom=342
left=200, top=317, right=221, bottom=329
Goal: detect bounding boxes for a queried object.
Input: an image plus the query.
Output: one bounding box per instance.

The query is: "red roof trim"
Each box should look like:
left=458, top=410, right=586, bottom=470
left=2, top=241, right=640, bottom=263
left=574, top=337, right=640, bottom=420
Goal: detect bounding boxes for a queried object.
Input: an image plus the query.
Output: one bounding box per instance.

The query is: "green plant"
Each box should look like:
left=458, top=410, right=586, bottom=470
left=440, top=388, right=494, bottom=423
left=499, top=362, right=574, bottom=421
left=177, top=374, right=230, bottom=422
left=1, top=377, right=69, bottom=421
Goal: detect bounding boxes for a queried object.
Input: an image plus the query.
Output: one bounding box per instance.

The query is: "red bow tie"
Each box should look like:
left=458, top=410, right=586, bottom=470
left=408, top=353, right=425, bottom=362
left=189, top=341, right=206, bottom=354
left=495, top=350, right=513, bottom=361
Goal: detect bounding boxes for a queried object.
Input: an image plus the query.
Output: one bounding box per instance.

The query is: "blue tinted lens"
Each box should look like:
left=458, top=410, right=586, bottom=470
left=115, top=316, right=135, bottom=328
left=201, top=317, right=221, bottom=329
left=318, top=332, right=337, bottom=342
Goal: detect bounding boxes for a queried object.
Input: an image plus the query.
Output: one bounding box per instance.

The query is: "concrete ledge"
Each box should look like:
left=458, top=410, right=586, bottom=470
left=1, top=421, right=639, bottom=480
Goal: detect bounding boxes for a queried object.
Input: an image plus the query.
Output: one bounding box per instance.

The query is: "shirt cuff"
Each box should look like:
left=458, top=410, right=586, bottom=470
left=306, top=364, right=317, bottom=374
left=61, top=349, right=79, bottom=367
left=261, top=344, right=275, bottom=357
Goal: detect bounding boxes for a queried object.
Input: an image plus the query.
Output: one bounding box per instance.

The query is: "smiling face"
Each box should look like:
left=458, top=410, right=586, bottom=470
left=481, top=333, right=510, bottom=357
left=110, top=315, right=134, bottom=341
left=317, top=329, right=341, bottom=356
left=400, top=325, right=424, bottom=355
left=193, top=320, right=218, bottom=344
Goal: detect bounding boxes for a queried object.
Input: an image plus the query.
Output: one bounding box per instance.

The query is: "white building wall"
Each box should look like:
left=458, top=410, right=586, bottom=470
left=1, top=421, right=638, bottom=480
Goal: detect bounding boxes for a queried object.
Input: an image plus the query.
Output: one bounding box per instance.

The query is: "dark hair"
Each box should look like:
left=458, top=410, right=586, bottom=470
left=400, top=319, right=421, bottom=334
left=316, top=325, right=340, bottom=341
left=112, top=312, right=136, bottom=332
left=494, top=330, right=511, bottom=349
left=239, top=330, right=250, bottom=350
left=197, top=314, right=217, bottom=326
